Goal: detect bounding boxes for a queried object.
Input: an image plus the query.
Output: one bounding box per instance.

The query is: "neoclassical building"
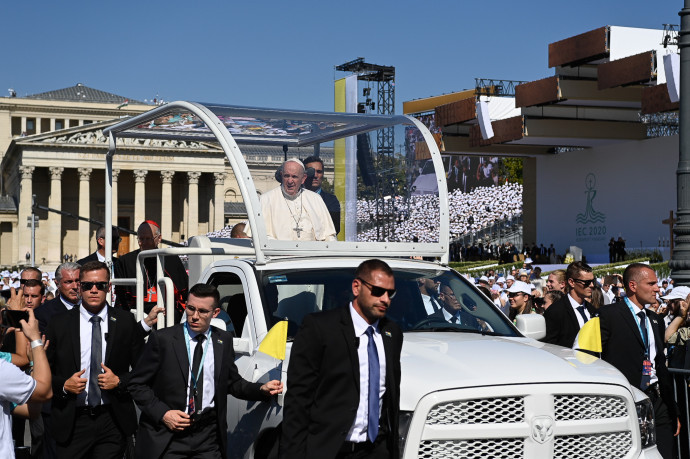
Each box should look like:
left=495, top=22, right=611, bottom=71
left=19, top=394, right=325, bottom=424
left=0, top=85, right=332, bottom=270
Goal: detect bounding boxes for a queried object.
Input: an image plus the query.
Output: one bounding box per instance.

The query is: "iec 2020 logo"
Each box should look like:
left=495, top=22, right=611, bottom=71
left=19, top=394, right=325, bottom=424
left=575, top=173, right=606, bottom=241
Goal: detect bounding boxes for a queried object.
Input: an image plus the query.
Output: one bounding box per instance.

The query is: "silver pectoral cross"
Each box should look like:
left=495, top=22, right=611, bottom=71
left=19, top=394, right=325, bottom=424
left=294, top=226, right=303, bottom=237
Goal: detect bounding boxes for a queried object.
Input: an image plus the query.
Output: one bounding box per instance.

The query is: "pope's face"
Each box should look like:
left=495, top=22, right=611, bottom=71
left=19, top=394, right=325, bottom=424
left=282, top=162, right=306, bottom=196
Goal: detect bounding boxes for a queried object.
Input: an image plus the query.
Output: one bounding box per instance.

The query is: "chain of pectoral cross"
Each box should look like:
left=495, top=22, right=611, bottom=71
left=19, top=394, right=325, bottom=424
left=284, top=193, right=304, bottom=238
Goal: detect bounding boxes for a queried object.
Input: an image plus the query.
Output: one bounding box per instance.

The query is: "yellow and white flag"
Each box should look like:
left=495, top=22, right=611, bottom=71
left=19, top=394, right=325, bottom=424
left=572, top=317, right=602, bottom=364
left=258, top=320, right=288, bottom=360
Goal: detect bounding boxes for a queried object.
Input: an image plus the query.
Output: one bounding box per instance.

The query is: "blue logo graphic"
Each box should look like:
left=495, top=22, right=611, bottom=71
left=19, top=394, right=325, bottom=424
left=576, top=173, right=606, bottom=224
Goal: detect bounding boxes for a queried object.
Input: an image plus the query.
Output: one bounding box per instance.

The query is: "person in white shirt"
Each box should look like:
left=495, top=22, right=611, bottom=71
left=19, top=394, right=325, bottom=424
left=0, top=308, right=52, bottom=459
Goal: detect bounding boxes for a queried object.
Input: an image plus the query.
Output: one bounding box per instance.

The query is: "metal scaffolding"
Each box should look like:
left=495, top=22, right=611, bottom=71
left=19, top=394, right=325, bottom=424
left=336, top=58, right=397, bottom=241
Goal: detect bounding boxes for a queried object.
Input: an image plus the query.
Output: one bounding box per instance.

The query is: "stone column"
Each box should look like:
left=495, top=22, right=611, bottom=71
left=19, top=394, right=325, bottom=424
left=160, top=171, right=175, bottom=245
left=47, top=167, right=64, bottom=263
left=187, top=172, right=201, bottom=239
left=133, top=170, right=148, bottom=242
left=111, top=169, right=120, bottom=229
left=78, top=168, right=92, bottom=258
left=17, top=166, right=34, bottom=265
left=213, top=172, right=226, bottom=231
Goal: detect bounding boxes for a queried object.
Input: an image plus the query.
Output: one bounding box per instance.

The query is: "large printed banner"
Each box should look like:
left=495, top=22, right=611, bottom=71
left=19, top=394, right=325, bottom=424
left=334, top=75, right=357, bottom=241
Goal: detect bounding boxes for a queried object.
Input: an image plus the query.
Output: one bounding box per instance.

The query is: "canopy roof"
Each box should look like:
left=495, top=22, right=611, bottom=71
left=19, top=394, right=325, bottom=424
left=105, top=102, right=411, bottom=147
left=103, top=101, right=449, bottom=264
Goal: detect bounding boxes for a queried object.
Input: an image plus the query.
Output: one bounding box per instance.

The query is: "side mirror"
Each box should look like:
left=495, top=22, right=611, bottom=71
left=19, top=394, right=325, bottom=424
left=515, top=314, right=546, bottom=340
left=233, top=337, right=251, bottom=355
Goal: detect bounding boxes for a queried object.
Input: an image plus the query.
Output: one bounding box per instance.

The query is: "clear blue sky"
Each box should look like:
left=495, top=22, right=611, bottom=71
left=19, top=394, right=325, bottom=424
left=0, top=1, right=681, bottom=113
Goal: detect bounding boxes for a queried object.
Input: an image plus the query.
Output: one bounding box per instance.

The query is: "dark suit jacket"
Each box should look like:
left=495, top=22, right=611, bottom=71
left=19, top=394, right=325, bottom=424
left=429, top=308, right=481, bottom=330
left=318, top=190, right=341, bottom=235
left=45, top=305, right=145, bottom=443
left=127, top=324, right=265, bottom=459
left=281, top=306, right=403, bottom=459
left=114, top=249, right=188, bottom=313
left=542, top=295, right=598, bottom=348
left=76, top=252, right=120, bottom=271
left=35, top=295, right=75, bottom=335
left=599, top=302, right=677, bottom=420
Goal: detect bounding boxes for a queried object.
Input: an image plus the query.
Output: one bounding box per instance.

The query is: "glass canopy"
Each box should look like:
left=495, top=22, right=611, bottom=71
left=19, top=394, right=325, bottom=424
left=112, top=103, right=411, bottom=147
left=103, top=101, right=449, bottom=262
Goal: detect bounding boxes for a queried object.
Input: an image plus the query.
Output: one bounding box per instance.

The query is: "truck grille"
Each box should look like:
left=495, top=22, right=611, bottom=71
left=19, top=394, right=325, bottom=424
left=419, top=439, right=523, bottom=459
left=426, top=397, right=524, bottom=424
left=554, top=431, right=633, bottom=459
left=409, top=384, right=635, bottom=459
left=554, top=394, right=627, bottom=420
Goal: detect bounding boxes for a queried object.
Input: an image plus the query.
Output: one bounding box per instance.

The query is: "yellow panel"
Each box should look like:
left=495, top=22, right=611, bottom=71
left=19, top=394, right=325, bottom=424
left=334, top=78, right=347, bottom=241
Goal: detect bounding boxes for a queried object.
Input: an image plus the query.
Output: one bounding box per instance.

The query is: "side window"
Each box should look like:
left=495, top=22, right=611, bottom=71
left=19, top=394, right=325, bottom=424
left=208, top=272, right=247, bottom=338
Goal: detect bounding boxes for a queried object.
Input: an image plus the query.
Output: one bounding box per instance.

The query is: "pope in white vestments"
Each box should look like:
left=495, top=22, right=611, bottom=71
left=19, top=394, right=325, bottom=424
left=256, top=159, right=337, bottom=241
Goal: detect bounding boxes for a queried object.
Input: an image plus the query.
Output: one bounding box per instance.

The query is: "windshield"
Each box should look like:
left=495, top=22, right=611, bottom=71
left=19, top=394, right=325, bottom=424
left=258, top=266, right=518, bottom=339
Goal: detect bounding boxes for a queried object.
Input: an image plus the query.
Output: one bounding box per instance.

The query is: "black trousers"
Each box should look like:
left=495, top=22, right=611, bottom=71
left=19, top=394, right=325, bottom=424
left=651, top=390, right=675, bottom=459
left=56, top=407, right=125, bottom=459
left=163, top=421, right=221, bottom=459
left=336, top=434, right=390, bottom=459
left=41, top=412, right=58, bottom=459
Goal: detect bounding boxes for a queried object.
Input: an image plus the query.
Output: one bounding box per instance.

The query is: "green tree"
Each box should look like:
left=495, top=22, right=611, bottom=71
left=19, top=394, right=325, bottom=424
left=502, top=158, right=523, bottom=184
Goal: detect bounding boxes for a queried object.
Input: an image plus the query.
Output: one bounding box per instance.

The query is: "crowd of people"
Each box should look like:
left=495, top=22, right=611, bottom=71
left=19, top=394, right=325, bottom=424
left=455, top=261, right=686, bottom=459
left=356, top=182, right=523, bottom=243
left=0, top=157, right=681, bottom=458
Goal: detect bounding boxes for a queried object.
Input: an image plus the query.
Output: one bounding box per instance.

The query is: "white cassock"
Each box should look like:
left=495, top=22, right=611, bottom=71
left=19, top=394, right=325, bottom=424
left=258, top=186, right=336, bottom=241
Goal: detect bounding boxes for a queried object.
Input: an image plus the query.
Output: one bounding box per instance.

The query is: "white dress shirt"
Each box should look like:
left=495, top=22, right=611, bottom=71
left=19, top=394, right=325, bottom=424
left=568, top=293, right=590, bottom=328
left=626, top=299, right=658, bottom=385
left=186, top=326, right=215, bottom=413
left=78, top=305, right=109, bottom=406
left=347, top=303, right=387, bottom=443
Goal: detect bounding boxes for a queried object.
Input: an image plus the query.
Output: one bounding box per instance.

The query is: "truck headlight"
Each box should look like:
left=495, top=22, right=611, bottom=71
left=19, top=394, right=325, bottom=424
left=635, top=398, right=656, bottom=448
left=398, top=411, right=413, bottom=455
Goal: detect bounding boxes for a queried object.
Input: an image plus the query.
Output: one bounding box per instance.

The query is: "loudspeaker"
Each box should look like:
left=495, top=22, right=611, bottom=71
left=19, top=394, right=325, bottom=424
left=476, top=100, right=494, bottom=140
left=664, top=53, right=680, bottom=103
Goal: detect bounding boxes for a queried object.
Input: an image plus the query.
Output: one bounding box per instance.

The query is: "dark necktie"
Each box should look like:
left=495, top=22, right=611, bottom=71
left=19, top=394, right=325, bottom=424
left=192, top=334, right=206, bottom=414
left=450, top=315, right=459, bottom=324
left=637, top=311, right=651, bottom=389
left=89, top=316, right=102, bottom=408
left=576, top=305, right=589, bottom=325
left=365, top=327, right=380, bottom=442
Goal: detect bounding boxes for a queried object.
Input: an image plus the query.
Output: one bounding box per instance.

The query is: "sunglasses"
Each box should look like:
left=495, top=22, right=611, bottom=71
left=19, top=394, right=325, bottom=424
left=572, top=278, right=594, bottom=287
left=357, top=278, right=396, bottom=299
left=81, top=281, right=109, bottom=291
left=508, top=292, right=525, bottom=298
left=20, top=279, right=42, bottom=287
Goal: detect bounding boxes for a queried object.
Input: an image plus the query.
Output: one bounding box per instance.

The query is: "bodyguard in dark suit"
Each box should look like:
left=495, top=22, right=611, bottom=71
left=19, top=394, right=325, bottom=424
left=45, top=261, right=145, bottom=459
left=76, top=225, right=122, bottom=268
left=35, top=262, right=82, bottom=334
left=281, top=259, right=403, bottom=459
left=127, top=284, right=282, bottom=459
left=115, top=220, right=188, bottom=319
left=542, top=261, right=598, bottom=348
left=599, top=263, right=679, bottom=459
left=428, top=282, right=482, bottom=330
left=304, top=156, right=341, bottom=235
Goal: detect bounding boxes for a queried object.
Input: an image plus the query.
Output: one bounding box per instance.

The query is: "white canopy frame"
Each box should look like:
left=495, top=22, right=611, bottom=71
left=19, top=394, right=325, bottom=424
left=101, top=101, right=450, bottom=266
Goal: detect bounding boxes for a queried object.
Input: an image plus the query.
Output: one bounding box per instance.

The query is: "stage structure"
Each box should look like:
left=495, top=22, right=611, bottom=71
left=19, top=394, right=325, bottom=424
left=335, top=58, right=399, bottom=241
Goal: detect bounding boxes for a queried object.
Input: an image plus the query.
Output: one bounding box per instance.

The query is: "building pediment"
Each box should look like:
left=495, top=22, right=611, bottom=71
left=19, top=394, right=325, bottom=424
left=14, top=119, right=221, bottom=152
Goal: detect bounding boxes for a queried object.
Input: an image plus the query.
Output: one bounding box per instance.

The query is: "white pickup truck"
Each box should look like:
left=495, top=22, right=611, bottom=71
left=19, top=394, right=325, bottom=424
left=101, top=102, right=661, bottom=458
